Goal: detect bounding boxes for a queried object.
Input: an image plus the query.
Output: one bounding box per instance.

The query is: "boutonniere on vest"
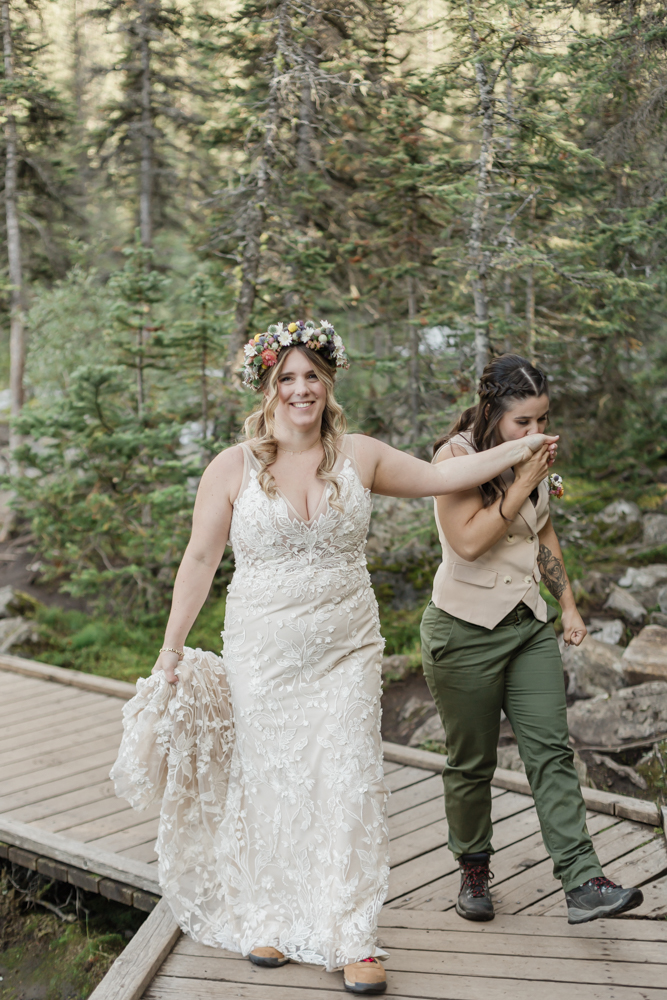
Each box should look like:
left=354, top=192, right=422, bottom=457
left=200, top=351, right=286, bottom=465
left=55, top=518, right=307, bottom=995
left=548, top=473, right=564, bottom=498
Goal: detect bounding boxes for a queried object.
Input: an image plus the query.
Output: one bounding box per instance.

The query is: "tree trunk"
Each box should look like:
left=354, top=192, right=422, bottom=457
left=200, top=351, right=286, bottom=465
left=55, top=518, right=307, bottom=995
left=408, top=271, right=420, bottom=444
left=525, top=193, right=537, bottom=362
left=139, top=1, right=152, bottom=249
left=2, top=0, right=25, bottom=469
left=467, top=3, right=494, bottom=380
left=525, top=269, right=535, bottom=362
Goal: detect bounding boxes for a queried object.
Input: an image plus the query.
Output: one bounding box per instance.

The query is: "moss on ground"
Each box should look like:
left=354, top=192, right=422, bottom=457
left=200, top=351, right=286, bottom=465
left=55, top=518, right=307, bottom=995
left=0, top=866, right=146, bottom=999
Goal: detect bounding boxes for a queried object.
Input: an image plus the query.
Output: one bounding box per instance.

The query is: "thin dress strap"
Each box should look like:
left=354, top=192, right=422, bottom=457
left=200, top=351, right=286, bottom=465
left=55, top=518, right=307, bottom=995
left=232, top=442, right=257, bottom=504
left=338, top=434, right=363, bottom=481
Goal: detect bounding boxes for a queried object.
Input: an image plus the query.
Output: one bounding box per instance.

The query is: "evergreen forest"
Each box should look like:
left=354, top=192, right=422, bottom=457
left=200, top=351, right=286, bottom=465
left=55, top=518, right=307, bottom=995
left=1, top=0, right=667, bottom=678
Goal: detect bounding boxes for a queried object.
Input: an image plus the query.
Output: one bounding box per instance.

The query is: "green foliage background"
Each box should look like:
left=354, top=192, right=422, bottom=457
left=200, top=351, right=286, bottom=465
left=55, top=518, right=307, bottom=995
left=2, top=0, right=667, bottom=679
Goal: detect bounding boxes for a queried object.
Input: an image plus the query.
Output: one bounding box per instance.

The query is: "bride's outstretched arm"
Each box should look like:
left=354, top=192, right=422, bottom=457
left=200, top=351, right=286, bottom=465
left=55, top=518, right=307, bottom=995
left=354, top=433, right=558, bottom=499
left=156, top=445, right=243, bottom=682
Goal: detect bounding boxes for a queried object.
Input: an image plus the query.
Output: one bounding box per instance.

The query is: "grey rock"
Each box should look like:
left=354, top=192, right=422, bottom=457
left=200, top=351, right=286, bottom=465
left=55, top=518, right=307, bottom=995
left=496, top=743, right=590, bottom=786
left=596, top=500, right=641, bottom=525
left=603, top=585, right=646, bottom=623
left=587, top=617, right=625, bottom=646
left=497, top=744, right=524, bottom=772
left=398, top=695, right=433, bottom=724
left=409, top=712, right=445, bottom=747
left=0, top=585, right=16, bottom=618
left=381, top=654, right=413, bottom=682
left=658, top=585, right=667, bottom=615
left=643, top=513, right=667, bottom=549
left=648, top=611, right=667, bottom=628
left=567, top=681, right=667, bottom=747
left=622, top=625, right=667, bottom=685
left=576, top=571, right=615, bottom=601
left=617, top=564, right=667, bottom=590
left=562, top=636, right=626, bottom=699
left=0, top=616, right=36, bottom=653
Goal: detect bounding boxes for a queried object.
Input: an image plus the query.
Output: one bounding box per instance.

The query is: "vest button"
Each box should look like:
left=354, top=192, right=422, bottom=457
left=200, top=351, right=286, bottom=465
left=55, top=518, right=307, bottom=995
left=504, top=575, right=512, bottom=584
left=524, top=575, right=533, bottom=584
left=526, top=535, right=535, bottom=543
left=507, top=534, right=514, bottom=542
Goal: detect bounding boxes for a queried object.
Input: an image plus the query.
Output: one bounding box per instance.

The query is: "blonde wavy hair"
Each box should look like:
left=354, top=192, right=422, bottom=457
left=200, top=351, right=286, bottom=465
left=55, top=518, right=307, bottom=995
left=243, top=346, right=348, bottom=511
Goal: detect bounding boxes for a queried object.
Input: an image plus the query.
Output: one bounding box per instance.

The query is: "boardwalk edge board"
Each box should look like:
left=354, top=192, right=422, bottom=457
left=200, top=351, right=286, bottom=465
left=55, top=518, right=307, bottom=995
left=0, top=653, right=136, bottom=699
left=88, top=897, right=181, bottom=1000
left=0, top=814, right=160, bottom=894
left=381, top=741, right=663, bottom=827
left=0, top=839, right=158, bottom=912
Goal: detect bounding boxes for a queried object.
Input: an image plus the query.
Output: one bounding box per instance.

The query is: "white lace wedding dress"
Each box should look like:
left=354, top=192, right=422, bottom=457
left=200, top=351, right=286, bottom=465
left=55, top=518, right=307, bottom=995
left=111, top=436, right=389, bottom=971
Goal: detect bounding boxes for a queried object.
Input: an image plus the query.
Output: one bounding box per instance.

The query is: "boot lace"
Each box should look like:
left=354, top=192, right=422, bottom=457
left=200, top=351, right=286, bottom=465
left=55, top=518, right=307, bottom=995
left=461, top=861, right=494, bottom=897
left=586, top=876, right=621, bottom=891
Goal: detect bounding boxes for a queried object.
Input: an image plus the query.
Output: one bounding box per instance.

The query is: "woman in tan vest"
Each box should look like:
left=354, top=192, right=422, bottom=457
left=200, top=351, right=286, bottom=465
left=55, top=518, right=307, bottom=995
left=421, top=354, right=643, bottom=925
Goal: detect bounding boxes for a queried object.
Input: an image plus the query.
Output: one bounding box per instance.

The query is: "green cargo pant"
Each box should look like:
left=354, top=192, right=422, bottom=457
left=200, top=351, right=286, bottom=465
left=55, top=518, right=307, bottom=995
left=420, top=600, right=603, bottom=891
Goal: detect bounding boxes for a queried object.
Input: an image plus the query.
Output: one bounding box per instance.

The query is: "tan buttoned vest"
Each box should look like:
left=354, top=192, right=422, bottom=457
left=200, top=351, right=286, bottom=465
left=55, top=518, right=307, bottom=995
left=431, top=432, right=551, bottom=629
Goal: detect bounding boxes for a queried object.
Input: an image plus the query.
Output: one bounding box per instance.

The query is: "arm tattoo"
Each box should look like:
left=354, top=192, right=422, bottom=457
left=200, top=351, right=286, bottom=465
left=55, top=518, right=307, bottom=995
left=537, top=543, right=568, bottom=600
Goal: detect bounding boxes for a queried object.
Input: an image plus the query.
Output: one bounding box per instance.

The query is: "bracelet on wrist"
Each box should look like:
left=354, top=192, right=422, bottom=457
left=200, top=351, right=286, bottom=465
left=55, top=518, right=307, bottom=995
left=160, top=647, right=184, bottom=659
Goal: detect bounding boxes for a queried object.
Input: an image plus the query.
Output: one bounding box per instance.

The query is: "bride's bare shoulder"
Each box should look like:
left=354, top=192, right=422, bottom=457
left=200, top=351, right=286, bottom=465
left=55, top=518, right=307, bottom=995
left=198, top=443, right=245, bottom=501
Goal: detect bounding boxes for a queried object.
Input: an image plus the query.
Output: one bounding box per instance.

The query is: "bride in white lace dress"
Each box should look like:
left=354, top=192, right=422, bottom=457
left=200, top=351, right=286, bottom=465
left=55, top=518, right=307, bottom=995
left=112, top=321, right=556, bottom=994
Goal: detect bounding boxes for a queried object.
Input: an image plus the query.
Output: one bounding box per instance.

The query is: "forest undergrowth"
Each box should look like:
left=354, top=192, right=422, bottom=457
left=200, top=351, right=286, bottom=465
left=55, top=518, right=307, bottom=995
left=0, top=865, right=146, bottom=1000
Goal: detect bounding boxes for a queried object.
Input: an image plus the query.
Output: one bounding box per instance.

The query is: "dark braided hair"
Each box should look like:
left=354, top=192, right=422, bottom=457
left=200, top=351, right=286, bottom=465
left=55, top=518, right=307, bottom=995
left=433, top=354, right=549, bottom=515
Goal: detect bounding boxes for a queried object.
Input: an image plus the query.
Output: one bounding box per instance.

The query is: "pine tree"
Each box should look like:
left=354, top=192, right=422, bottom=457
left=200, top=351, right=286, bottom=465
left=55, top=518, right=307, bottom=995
left=92, top=0, right=221, bottom=246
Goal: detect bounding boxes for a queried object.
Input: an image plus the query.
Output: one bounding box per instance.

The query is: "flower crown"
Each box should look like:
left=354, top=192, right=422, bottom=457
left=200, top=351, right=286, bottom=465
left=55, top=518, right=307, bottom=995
left=241, top=320, right=350, bottom=390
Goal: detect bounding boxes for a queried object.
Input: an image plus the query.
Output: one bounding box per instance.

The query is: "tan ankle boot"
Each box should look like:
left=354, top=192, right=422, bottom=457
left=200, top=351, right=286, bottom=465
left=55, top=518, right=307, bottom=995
left=343, top=956, right=387, bottom=994
left=248, top=946, right=289, bottom=967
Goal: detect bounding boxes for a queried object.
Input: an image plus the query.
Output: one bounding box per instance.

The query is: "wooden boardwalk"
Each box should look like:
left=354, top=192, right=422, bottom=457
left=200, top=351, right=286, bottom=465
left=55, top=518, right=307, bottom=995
left=0, top=661, right=666, bottom=999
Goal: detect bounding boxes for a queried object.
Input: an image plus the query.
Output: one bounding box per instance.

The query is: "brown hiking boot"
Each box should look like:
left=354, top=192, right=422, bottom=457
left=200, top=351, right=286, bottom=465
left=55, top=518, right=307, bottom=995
left=343, top=957, right=387, bottom=994
left=248, top=946, right=289, bottom=967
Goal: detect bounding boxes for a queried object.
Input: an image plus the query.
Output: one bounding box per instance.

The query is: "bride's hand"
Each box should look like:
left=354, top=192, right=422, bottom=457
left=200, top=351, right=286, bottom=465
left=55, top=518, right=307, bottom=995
left=152, top=650, right=181, bottom=684
left=510, top=433, right=559, bottom=465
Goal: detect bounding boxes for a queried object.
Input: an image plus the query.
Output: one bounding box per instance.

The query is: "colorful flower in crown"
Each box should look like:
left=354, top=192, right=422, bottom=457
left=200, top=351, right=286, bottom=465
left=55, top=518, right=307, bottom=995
left=240, top=319, right=350, bottom=390
left=548, top=473, right=564, bottom=499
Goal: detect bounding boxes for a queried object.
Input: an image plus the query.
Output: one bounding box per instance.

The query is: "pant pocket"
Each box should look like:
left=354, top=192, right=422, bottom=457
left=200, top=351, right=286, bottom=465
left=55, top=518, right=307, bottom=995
left=422, top=606, right=456, bottom=664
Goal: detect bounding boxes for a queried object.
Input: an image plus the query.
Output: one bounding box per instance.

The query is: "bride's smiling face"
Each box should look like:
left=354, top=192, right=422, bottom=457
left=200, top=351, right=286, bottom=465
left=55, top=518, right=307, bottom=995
left=272, top=348, right=327, bottom=430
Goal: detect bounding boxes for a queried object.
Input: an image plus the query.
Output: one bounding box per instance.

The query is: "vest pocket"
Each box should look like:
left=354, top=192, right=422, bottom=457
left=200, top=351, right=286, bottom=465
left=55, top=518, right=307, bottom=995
left=452, top=563, right=497, bottom=588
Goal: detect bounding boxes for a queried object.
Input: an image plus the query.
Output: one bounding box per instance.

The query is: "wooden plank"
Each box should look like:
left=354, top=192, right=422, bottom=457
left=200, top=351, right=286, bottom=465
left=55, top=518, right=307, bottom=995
left=0, top=744, right=120, bottom=797
left=387, top=804, right=547, bottom=902
left=0, top=732, right=123, bottom=782
left=89, top=897, right=179, bottom=1000
left=0, top=713, right=121, bottom=763
left=382, top=760, right=403, bottom=776
left=607, top=835, right=667, bottom=886
left=378, top=906, right=667, bottom=941
left=176, top=926, right=667, bottom=967
left=60, top=803, right=162, bottom=843
left=143, top=976, right=667, bottom=1000
left=0, top=814, right=160, bottom=893
left=386, top=812, right=615, bottom=910
left=3, top=778, right=120, bottom=824
left=495, top=821, right=661, bottom=915
left=387, top=775, right=443, bottom=817
left=0, top=653, right=137, bottom=699
left=157, top=950, right=667, bottom=991
left=0, top=691, right=113, bottom=740
left=384, top=766, right=438, bottom=794
left=0, top=762, right=122, bottom=812
left=87, top=817, right=159, bottom=854
left=389, top=789, right=536, bottom=868
left=0, top=686, right=105, bottom=722
left=27, top=793, right=137, bottom=835
left=120, top=840, right=159, bottom=864
left=0, top=700, right=121, bottom=749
